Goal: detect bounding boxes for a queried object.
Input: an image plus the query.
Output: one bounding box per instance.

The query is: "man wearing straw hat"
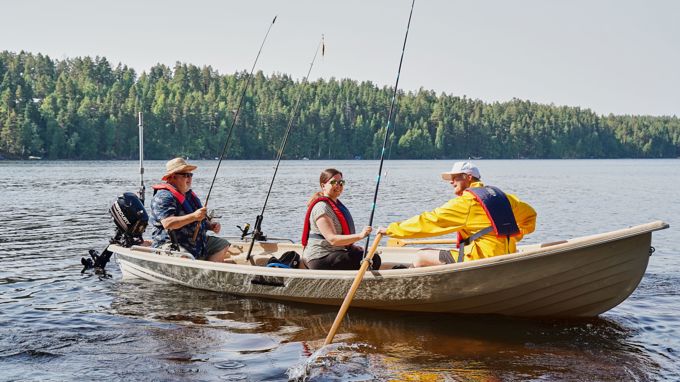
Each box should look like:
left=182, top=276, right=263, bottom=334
left=379, top=161, right=536, bottom=267
left=149, top=157, right=231, bottom=262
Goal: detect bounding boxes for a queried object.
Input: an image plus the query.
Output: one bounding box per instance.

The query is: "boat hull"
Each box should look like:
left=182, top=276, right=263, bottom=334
left=111, top=221, right=667, bottom=317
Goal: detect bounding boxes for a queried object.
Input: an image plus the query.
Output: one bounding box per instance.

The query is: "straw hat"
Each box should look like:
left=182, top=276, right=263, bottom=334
left=440, top=161, right=481, bottom=181
left=162, top=157, right=197, bottom=181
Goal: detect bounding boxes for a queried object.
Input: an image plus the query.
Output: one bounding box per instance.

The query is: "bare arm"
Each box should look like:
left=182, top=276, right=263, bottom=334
left=316, top=214, right=371, bottom=246
left=161, top=207, right=207, bottom=230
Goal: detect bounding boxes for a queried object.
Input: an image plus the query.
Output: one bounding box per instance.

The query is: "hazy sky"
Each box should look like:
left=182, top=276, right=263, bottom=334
left=3, top=0, right=678, bottom=117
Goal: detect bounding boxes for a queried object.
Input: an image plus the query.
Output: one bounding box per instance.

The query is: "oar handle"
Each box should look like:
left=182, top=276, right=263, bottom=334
left=388, top=238, right=457, bottom=247
left=324, top=233, right=383, bottom=346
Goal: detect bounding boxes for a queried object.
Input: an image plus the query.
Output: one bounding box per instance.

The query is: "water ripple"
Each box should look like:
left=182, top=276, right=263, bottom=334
left=0, top=159, right=678, bottom=381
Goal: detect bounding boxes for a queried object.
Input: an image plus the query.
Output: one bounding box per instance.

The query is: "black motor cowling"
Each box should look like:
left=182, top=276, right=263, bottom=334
left=110, top=192, right=148, bottom=238
left=82, top=192, right=148, bottom=276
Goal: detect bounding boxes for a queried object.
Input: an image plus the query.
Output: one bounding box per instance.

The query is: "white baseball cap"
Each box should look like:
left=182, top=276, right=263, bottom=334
left=440, top=161, right=481, bottom=181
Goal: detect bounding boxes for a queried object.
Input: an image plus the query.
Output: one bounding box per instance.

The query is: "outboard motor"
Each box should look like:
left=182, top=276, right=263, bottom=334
left=109, top=192, right=148, bottom=247
left=82, top=192, right=148, bottom=276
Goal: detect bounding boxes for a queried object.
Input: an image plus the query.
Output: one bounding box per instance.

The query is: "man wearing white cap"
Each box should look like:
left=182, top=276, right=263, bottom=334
left=379, top=161, right=536, bottom=266
left=149, top=157, right=231, bottom=262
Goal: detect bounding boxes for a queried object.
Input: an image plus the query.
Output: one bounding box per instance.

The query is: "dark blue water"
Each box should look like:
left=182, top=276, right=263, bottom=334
left=1, top=159, right=678, bottom=381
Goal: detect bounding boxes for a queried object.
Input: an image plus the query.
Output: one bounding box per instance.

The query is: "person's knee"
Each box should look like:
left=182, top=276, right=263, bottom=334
left=206, top=245, right=230, bottom=262
left=413, top=256, right=431, bottom=268
left=413, top=251, right=441, bottom=267
left=203, top=236, right=231, bottom=262
left=412, top=253, right=426, bottom=268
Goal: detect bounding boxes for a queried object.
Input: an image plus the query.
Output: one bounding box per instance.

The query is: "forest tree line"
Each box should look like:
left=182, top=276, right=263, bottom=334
left=1, top=51, right=679, bottom=160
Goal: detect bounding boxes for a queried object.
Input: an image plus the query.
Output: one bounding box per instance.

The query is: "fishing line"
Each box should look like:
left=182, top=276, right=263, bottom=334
left=191, top=15, right=277, bottom=241
left=318, top=2, right=416, bottom=349
left=245, top=35, right=325, bottom=261
left=363, top=0, right=416, bottom=252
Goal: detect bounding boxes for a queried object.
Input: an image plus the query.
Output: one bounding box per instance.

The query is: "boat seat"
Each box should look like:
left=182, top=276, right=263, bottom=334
left=223, top=251, right=309, bottom=269
left=223, top=252, right=271, bottom=266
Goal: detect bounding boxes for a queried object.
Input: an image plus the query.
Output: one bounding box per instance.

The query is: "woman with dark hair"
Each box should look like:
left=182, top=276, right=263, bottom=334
left=301, top=168, right=381, bottom=270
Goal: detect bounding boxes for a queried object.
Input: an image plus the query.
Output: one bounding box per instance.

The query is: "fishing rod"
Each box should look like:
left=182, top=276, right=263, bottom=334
left=324, top=0, right=416, bottom=347
left=192, top=15, right=277, bottom=242
left=245, top=35, right=325, bottom=261
left=363, top=0, right=415, bottom=252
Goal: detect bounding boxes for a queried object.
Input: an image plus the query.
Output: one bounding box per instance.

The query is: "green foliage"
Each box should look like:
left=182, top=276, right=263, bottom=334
left=0, top=50, right=678, bottom=159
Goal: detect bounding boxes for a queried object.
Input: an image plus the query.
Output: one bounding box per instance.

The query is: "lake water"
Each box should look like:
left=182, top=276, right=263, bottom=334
left=0, top=159, right=678, bottom=381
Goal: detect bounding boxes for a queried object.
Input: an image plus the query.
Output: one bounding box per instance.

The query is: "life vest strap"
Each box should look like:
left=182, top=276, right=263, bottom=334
left=301, top=197, right=353, bottom=246
left=465, top=186, right=520, bottom=237
left=152, top=183, right=205, bottom=255
left=457, top=226, right=493, bottom=263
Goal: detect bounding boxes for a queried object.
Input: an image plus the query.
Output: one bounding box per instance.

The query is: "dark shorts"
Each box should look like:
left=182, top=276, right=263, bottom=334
left=306, top=246, right=382, bottom=271
left=157, top=236, right=230, bottom=260
left=203, top=236, right=231, bottom=259
left=438, top=249, right=456, bottom=264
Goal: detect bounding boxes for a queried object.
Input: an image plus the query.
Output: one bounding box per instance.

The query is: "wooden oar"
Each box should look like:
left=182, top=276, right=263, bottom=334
left=324, top=233, right=383, bottom=346
left=324, top=0, right=415, bottom=346
left=386, top=237, right=457, bottom=247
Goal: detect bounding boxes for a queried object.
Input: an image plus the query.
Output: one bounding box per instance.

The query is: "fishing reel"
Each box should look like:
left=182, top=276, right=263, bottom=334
left=237, top=221, right=267, bottom=241
left=237, top=223, right=251, bottom=240
left=207, top=209, right=221, bottom=221
left=252, top=231, right=267, bottom=241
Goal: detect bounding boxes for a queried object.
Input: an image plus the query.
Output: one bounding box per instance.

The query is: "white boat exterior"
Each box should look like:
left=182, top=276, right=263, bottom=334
left=110, top=221, right=669, bottom=317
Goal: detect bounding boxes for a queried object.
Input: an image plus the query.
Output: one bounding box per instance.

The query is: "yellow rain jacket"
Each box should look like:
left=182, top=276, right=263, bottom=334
left=386, top=182, right=537, bottom=262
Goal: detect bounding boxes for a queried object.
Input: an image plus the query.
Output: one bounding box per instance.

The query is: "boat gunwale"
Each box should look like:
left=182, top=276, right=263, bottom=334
left=111, top=220, right=668, bottom=280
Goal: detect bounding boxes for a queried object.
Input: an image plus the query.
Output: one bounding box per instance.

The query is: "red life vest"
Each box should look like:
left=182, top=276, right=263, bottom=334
left=151, top=183, right=202, bottom=213
left=301, top=197, right=352, bottom=246
left=151, top=183, right=206, bottom=257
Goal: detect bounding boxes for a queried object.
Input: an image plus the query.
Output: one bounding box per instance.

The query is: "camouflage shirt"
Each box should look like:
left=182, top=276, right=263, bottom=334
left=149, top=188, right=207, bottom=258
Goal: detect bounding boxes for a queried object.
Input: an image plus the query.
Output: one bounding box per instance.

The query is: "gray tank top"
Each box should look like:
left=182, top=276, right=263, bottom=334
left=302, top=201, right=348, bottom=261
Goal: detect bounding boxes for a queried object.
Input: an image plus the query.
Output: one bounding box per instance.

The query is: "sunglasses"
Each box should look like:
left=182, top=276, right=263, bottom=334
left=175, top=172, right=194, bottom=178
left=329, top=179, right=346, bottom=186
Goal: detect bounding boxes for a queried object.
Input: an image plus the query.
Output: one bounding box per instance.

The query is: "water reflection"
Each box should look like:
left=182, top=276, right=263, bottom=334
left=108, top=281, right=659, bottom=381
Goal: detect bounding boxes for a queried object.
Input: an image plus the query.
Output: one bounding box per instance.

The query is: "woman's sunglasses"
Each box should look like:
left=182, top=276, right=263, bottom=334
left=329, top=179, right=346, bottom=186
left=175, top=172, right=194, bottom=178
